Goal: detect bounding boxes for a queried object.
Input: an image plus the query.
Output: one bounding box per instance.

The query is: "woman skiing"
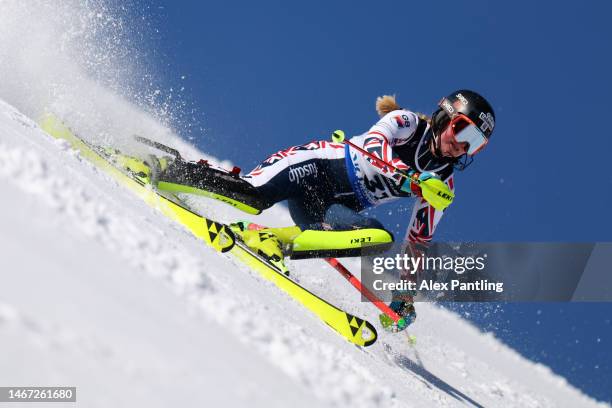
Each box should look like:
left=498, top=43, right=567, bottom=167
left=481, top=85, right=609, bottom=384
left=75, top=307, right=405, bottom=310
left=156, top=89, right=496, bottom=331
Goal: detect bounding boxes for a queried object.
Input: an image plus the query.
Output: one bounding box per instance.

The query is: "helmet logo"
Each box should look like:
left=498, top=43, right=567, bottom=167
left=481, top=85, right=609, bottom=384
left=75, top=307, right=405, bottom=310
left=479, top=112, right=495, bottom=133
left=456, top=93, right=469, bottom=106
left=441, top=99, right=455, bottom=114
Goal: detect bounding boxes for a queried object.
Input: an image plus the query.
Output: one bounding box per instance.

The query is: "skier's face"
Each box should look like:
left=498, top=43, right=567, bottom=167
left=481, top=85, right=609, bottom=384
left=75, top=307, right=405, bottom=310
left=438, top=114, right=489, bottom=158
left=439, top=123, right=469, bottom=157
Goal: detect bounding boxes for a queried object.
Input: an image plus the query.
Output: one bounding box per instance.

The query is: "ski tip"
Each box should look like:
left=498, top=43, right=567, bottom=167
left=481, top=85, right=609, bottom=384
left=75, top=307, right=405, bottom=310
left=344, top=312, right=378, bottom=347
left=362, top=321, right=378, bottom=347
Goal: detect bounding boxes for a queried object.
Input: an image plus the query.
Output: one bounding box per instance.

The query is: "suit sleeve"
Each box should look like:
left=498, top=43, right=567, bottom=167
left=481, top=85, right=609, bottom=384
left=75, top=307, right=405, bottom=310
left=367, top=110, right=419, bottom=147
left=404, top=174, right=455, bottom=244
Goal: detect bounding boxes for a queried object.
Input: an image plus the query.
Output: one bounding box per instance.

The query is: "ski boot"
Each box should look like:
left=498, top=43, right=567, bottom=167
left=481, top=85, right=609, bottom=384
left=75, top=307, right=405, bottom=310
left=290, top=228, right=394, bottom=259
left=231, top=221, right=394, bottom=258
left=100, top=147, right=170, bottom=186
left=229, top=221, right=293, bottom=275
left=157, top=160, right=270, bottom=215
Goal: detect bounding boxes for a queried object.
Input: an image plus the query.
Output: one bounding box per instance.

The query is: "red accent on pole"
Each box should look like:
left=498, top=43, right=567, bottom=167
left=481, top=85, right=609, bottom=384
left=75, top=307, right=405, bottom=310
left=324, top=257, right=402, bottom=323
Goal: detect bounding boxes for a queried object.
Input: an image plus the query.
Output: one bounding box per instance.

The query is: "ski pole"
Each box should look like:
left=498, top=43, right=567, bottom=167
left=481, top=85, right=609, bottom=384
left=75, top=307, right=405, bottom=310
left=134, top=135, right=183, bottom=160
left=332, top=130, right=408, bottom=177
left=326, top=258, right=417, bottom=345
left=332, top=130, right=454, bottom=211
left=324, top=257, right=403, bottom=323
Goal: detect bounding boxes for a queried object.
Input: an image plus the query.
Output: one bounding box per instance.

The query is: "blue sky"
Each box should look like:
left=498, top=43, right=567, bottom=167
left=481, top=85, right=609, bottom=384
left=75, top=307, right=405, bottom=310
left=133, top=0, right=612, bottom=402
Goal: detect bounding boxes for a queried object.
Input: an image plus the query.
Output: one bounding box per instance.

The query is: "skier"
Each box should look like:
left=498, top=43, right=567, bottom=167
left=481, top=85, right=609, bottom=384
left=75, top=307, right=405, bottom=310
left=155, top=89, right=496, bottom=332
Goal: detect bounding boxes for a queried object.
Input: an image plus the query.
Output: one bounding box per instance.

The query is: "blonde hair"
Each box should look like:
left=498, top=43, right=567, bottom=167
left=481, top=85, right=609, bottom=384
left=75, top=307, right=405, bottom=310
left=375, top=94, right=431, bottom=122
left=376, top=95, right=401, bottom=117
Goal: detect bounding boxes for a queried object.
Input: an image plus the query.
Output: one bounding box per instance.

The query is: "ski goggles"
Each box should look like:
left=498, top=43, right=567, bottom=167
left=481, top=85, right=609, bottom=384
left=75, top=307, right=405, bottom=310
left=450, top=114, right=488, bottom=156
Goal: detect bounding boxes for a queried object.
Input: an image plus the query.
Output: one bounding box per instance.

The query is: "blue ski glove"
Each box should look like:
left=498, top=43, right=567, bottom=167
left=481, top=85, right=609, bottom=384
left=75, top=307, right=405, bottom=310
left=400, top=170, right=454, bottom=211
left=400, top=170, right=439, bottom=194
left=379, top=301, right=417, bottom=333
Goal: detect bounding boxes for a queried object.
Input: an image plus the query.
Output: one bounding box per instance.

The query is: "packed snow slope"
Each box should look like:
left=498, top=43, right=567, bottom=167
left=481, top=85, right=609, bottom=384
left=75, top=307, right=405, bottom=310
left=0, top=99, right=608, bottom=408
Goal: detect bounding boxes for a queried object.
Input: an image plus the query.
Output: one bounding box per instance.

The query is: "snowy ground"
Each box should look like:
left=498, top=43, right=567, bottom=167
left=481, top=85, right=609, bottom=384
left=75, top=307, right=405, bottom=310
left=0, top=99, right=608, bottom=408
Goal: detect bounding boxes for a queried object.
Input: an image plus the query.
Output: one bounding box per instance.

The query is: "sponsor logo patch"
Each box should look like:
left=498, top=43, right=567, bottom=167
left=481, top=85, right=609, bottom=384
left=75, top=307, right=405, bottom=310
left=456, top=93, right=469, bottom=105
left=441, top=99, right=455, bottom=115
left=288, top=162, right=318, bottom=184
left=394, top=114, right=411, bottom=128
left=479, top=112, right=495, bottom=133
